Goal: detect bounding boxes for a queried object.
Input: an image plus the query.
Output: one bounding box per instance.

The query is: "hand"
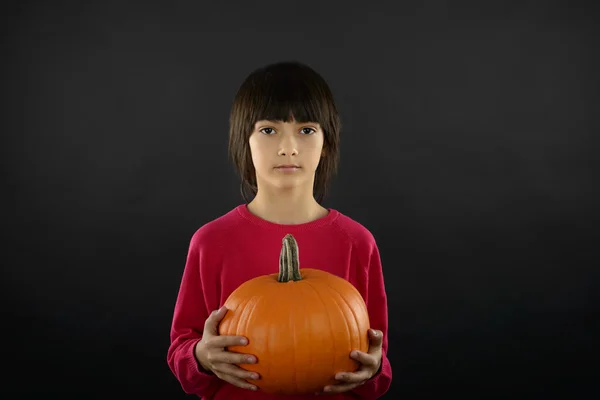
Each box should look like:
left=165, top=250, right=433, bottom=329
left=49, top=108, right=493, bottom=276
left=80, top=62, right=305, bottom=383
left=321, top=329, right=383, bottom=394
left=195, top=306, right=260, bottom=391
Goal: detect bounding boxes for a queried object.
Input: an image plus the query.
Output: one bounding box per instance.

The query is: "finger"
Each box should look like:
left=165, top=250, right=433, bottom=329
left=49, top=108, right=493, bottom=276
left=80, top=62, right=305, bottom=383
left=324, top=381, right=364, bottom=393
left=214, top=362, right=260, bottom=381
left=209, top=350, right=257, bottom=366
left=209, top=334, right=250, bottom=349
left=350, top=350, right=378, bottom=367
left=204, top=306, right=228, bottom=335
left=335, top=370, right=371, bottom=383
left=215, top=371, right=258, bottom=391
left=368, top=329, right=383, bottom=348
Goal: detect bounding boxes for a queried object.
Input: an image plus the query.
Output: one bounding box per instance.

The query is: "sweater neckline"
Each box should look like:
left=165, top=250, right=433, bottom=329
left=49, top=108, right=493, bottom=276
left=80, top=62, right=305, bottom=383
left=236, top=204, right=339, bottom=231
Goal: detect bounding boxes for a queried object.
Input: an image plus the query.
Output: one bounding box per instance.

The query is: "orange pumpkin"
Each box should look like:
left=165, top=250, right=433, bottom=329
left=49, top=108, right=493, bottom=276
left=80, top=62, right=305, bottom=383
left=218, top=233, right=370, bottom=395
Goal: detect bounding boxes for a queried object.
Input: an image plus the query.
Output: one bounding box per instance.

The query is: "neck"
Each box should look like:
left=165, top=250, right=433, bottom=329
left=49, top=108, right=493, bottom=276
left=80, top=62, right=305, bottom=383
left=247, top=186, right=328, bottom=225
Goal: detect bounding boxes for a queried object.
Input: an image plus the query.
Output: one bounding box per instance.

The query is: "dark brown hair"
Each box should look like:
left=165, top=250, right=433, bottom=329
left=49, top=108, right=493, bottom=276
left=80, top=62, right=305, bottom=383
left=228, top=61, right=341, bottom=204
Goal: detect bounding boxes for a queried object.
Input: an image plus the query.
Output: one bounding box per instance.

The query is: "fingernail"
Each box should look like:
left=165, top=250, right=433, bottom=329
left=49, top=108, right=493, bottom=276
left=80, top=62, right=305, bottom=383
left=246, top=356, right=255, bottom=363
left=324, top=386, right=331, bottom=392
left=351, top=350, right=358, bottom=357
left=251, top=373, right=260, bottom=379
left=371, top=329, right=378, bottom=336
left=240, top=338, right=248, bottom=345
left=249, top=385, right=257, bottom=390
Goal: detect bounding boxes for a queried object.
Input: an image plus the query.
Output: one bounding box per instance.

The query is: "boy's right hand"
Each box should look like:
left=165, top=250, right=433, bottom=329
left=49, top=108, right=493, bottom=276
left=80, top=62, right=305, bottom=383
left=195, top=306, right=260, bottom=391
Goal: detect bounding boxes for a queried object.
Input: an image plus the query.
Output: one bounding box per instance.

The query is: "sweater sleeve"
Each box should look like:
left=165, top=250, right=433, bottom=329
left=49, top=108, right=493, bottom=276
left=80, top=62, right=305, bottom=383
left=352, top=241, right=393, bottom=399
left=167, top=233, right=223, bottom=398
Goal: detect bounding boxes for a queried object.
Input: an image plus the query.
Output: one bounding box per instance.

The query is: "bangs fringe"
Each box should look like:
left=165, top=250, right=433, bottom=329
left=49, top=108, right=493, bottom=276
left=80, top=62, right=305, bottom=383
left=248, top=67, right=330, bottom=125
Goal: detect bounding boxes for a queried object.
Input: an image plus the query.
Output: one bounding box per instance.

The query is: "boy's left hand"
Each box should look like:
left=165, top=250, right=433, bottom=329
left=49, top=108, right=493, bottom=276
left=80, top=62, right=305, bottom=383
left=319, top=329, right=383, bottom=394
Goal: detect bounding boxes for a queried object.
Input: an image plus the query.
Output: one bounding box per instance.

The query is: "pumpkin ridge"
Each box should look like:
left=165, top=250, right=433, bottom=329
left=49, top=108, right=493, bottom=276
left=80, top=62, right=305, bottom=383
left=243, top=295, right=261, bottom=355
left=301, top=278, right=337, bottom=379
left=303, top=285, right=314, bottom=386
left=265, top=292, right=278, bottom=388
left=233, top=296, right=254, bottom=340
left=344, top=281, right=369, bottom=350
left=321, top=278, right=360, bottom=355
left=298, top=283, right=320, bottom=388
left=290, top=286, right=298, bottom=394
left=333, top=276, right=370, bottom=355
left=226, top=296, right=244, bottom=334
left=322, top=279, right=354, bottom=355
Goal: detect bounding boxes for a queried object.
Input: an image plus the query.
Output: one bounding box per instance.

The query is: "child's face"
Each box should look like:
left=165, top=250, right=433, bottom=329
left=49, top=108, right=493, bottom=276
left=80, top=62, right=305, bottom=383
left=249, top=119, right=324, bottom=194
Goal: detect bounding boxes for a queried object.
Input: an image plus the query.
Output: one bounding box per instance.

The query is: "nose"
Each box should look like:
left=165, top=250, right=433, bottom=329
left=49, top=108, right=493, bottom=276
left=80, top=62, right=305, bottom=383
left=277, top=134, right=298, bottom=156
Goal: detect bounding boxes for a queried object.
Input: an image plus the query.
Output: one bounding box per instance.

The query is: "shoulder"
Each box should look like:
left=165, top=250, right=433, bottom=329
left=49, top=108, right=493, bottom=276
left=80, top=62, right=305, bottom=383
left=330, top=209, right=378, bottom=250
left=188, top=205, right=243, bottom=250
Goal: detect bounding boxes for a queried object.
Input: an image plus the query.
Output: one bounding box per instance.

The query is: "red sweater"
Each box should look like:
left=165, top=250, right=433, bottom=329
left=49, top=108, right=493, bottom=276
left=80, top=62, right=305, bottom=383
left=167, top=204, right=392, bottom=399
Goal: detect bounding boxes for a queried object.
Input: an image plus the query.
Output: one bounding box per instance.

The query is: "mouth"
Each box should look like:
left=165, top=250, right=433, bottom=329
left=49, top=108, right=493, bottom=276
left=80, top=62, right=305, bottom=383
left=275, top=165, right=301, bottom=172
left=275, top=164, right=300, bottom=168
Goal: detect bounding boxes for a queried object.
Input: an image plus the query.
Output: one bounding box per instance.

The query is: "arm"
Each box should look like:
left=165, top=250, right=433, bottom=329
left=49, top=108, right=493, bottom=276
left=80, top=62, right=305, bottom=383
left=166, top=234, right=223, bottom=398
left=352, top=242, right=393, bottom=399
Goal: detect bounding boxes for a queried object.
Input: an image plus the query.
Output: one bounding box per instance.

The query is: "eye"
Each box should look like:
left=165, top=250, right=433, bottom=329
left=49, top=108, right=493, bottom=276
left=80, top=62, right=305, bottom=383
left=301, top=127, right=316, bottom=135
left=259, top=127, right=275, bottom=135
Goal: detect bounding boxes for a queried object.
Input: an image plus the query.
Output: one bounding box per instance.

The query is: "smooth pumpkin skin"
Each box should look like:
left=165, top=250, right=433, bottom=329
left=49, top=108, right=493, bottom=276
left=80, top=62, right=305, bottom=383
left=218, top=267, right=370, bottom=395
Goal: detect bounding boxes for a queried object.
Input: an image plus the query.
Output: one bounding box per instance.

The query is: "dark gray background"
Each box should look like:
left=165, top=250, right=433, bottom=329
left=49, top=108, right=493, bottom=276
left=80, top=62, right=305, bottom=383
left=3, top=0, right=598, bottom=397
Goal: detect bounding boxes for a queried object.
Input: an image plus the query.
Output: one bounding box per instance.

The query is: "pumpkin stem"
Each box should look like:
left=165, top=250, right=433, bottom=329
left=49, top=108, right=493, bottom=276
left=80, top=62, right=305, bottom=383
left=278, top=234, right=302, bottom=282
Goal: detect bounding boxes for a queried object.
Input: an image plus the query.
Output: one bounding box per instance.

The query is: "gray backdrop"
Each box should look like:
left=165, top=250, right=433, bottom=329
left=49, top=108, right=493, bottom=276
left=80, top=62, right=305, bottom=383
left=3, top=0, right=598, bottom=397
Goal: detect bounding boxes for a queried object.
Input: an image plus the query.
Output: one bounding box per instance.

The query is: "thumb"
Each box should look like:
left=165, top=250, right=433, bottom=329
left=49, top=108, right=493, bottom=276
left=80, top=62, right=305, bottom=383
left=205, top=306, right=228, bottom=335
left=368, top=329, right=383, bottom=349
